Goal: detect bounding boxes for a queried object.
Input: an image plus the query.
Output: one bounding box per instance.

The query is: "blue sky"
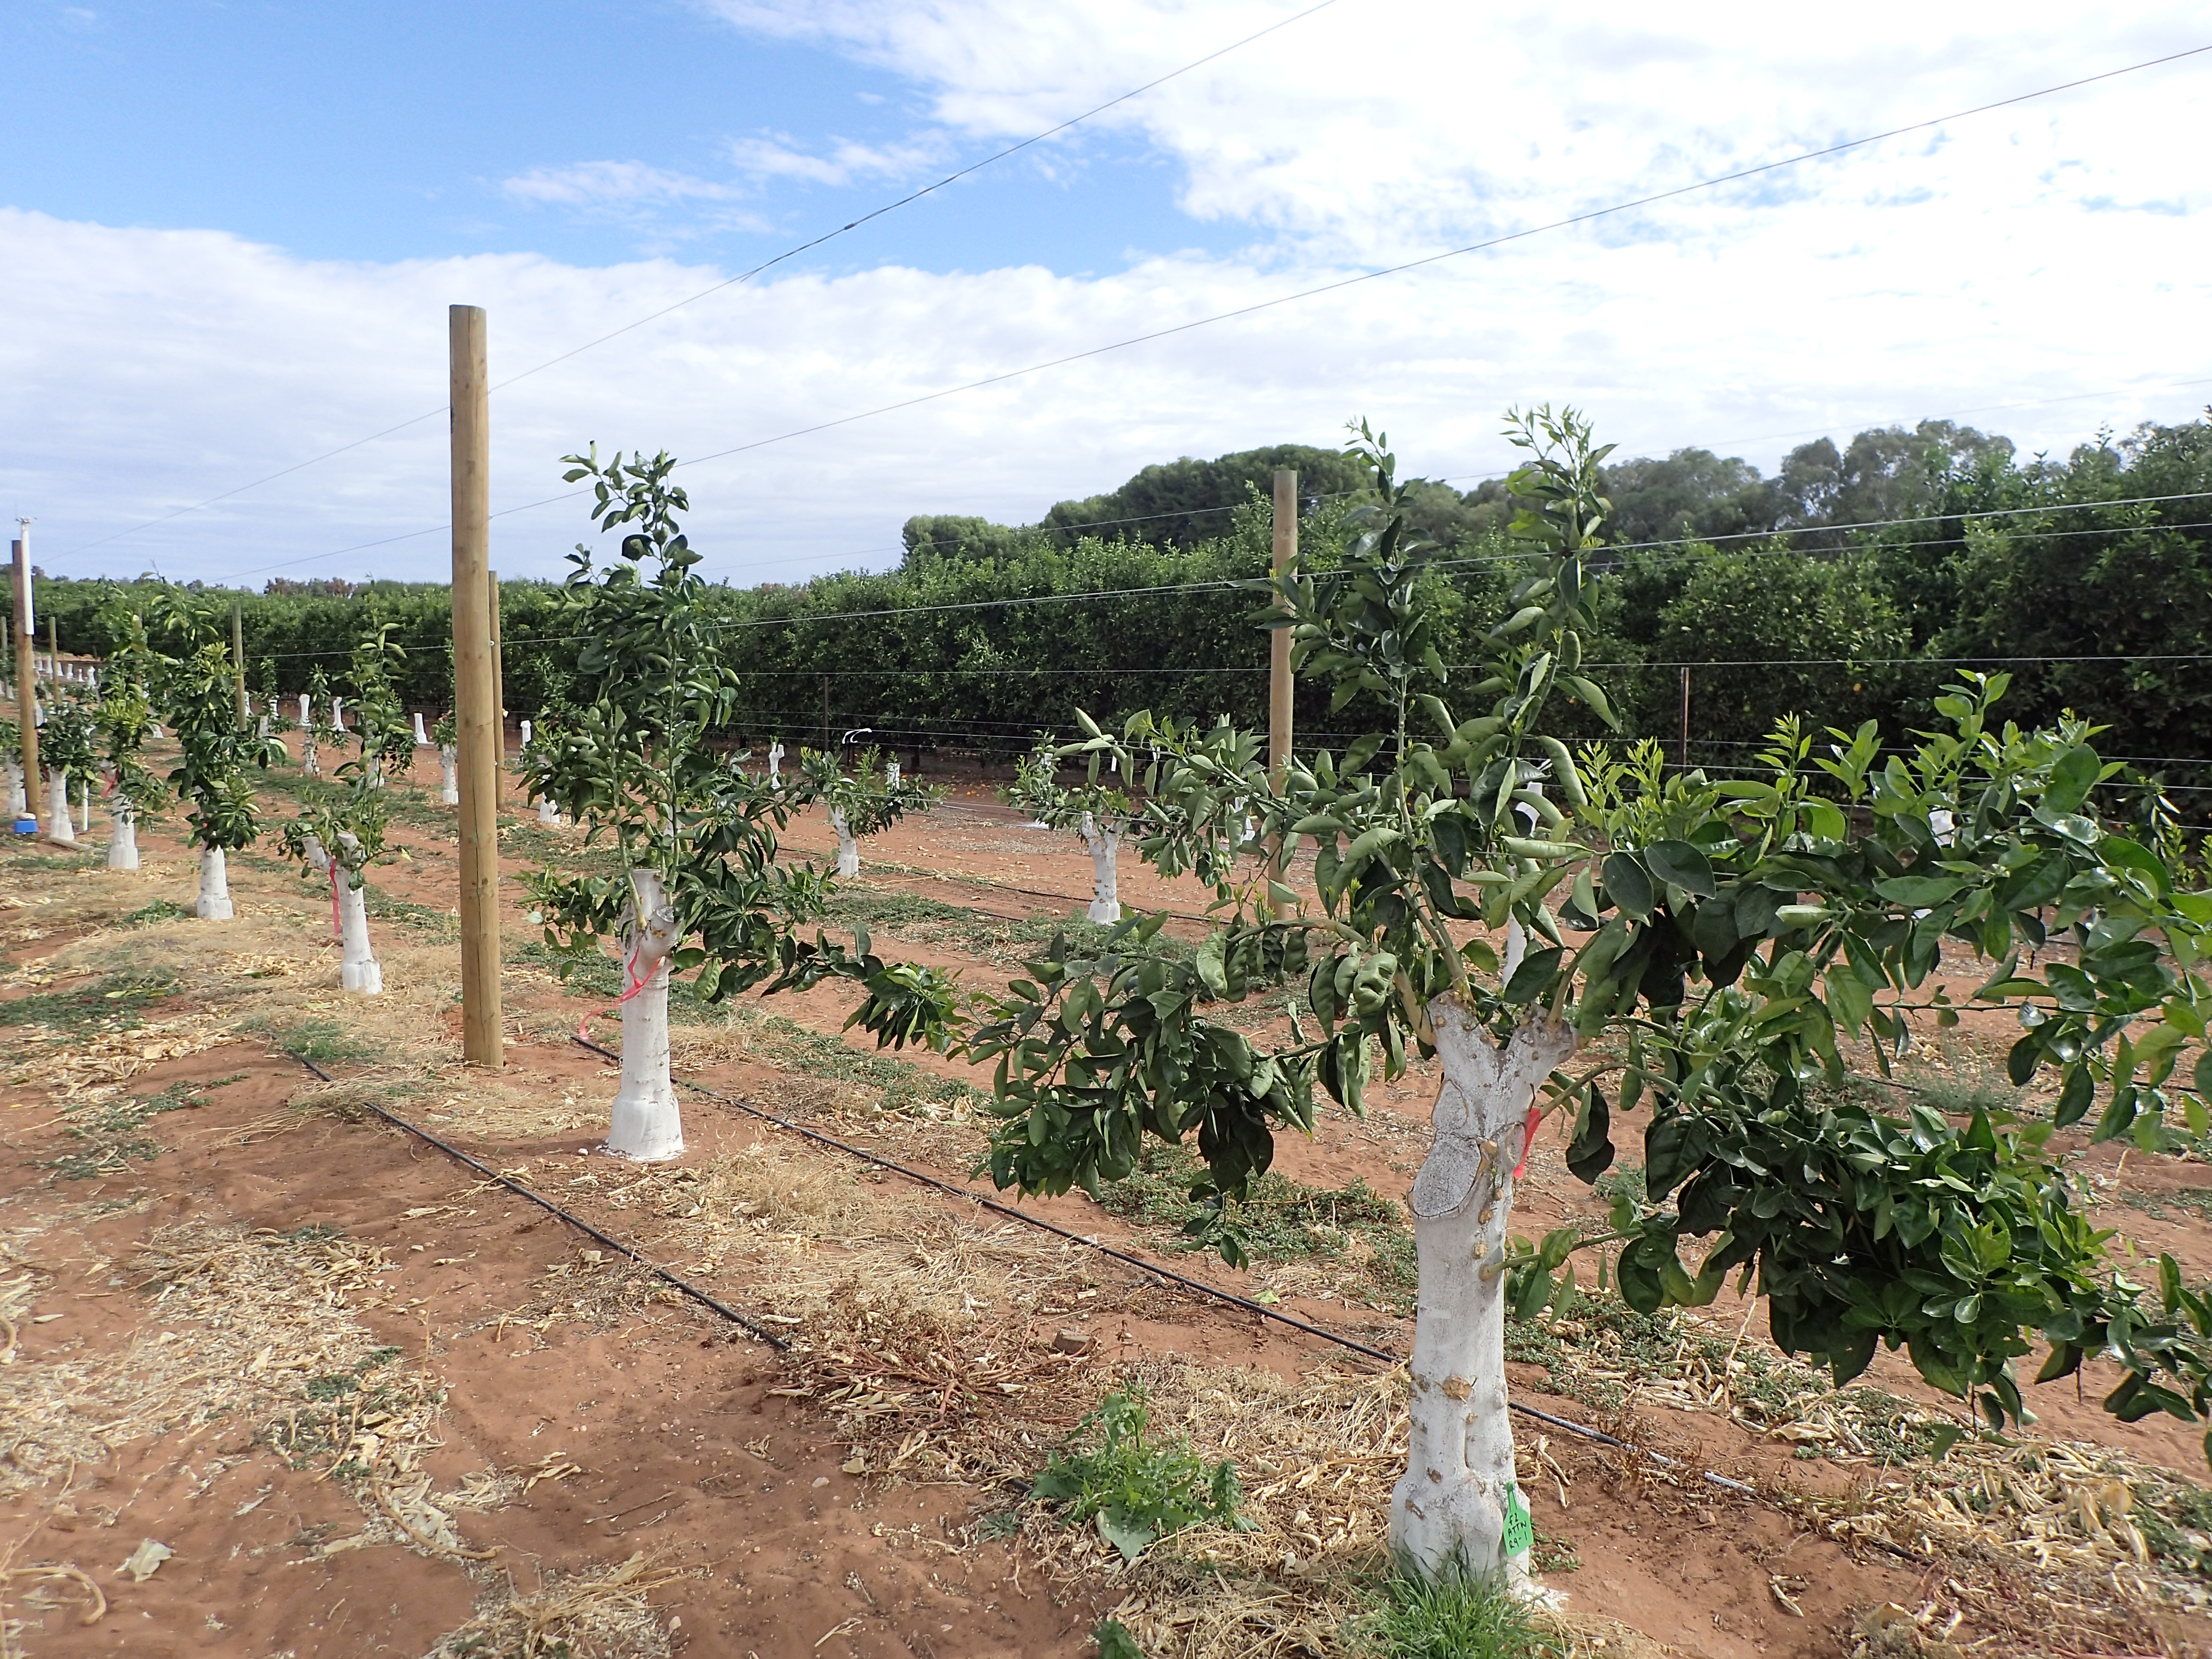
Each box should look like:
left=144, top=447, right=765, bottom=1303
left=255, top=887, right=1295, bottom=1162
left=4, top=1, right=1221, bottom=277
left=2, top=1, right=2207, bottom=589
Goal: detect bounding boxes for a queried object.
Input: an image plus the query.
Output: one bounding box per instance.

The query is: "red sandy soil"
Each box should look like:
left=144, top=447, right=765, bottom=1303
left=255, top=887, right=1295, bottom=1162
left=5, top=749, right=2209, bottom=1659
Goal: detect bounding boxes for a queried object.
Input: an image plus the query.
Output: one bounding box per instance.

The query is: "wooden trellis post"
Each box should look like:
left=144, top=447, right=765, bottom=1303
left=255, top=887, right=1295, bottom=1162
left=450, top=304, right=503, bottom=1069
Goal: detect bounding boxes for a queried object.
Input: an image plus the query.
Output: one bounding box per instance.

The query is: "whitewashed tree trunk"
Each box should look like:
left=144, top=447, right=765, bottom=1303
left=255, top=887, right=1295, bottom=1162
left=767, top=742, right=783, bottom=789
left=333, top=833, right=382, bottom=994
left=886, top=760, right=901, bottom=789
left=1080, top=812, right=1122, bottom=923
left=537, top=796, right=560, bottom=825
left=605, top=869, right=684, bottom=1162
left=1391, top=1001, right=1578, bottom=1587
left=831, top=806, right=859, bottom=878
left=298, top=692, right=311, bottom=729
left=107, top=793, right=139, bottom=869
left=77, top=779, right=89, bottom=833
left=302, top=736, right=319, bottom=776
left=195, top=846, right=234, bottom=920
left=5, top=760, right=24, bottom=817
left=258, top=713, right=271, bottom=740
left=439, top=745, right=458, bottom=804
left=44, top=770, right=75, bottom=844
left=412, top=711, right=429, bottom=745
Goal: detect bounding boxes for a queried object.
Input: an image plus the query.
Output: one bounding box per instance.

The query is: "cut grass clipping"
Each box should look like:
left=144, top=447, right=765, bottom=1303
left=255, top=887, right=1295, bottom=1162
left=1034, top=1389, right=1248, bottom=1563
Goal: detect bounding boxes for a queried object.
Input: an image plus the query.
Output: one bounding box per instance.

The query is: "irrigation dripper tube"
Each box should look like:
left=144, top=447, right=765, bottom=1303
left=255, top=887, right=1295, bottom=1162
left=570, top=1035, right=1765, bottom=1501
left=287, top=1050, right=789, bottom=1351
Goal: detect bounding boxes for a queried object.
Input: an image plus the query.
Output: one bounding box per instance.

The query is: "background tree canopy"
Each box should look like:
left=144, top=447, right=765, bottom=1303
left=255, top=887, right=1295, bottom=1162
left=31, top=411, right=2212, bottom=818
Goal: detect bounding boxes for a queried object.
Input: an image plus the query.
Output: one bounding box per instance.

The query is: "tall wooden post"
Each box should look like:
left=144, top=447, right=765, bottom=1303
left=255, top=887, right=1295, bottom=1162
left=1267, top=469, right=1298, bottom=912
left=1679, top=666, right=1691, bottom=771
left=47, top=615, right=59, bottom=680
left=450, top=304, right=503, bottom=1069
left=11, top=532, right=38, bottom=830
left=487, top=568, right=505, bottom=793
left=820, top=674, right=830, bottom=755
left=230, top=602, right=249, bottom=723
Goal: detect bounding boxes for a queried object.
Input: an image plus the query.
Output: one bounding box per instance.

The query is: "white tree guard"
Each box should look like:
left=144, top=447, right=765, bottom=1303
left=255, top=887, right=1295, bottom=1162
left=767, top=741, right=784, bottom=788
left=604, top=869, right=685, bottom=1161
left=332, top=697, right=346, bottom=732
left=413, top=711, right=429, bottom=745
left=333, top=833, right=383, bottom=994
left=886, top=760, right=901, bottom=789
left=44, top=770, right=76, bottom=845
left=196, top=846, right=234, bottom=920
left=439, top=745, right=458, bottom=805
left=107, top=793, right=139, bottom=870
left=77, top=779, right=90, bottom=833
left=5, top=760, right=24, bottom=818
left=301, top=832, right=382, bottom=993
left=1390, top=1000, right=1577, bottom=1587
left=301, top=736, right=319, bottom=777
left=537, top=796, right=560, bottom=825
left=1080, top=811, right=1122, bottom=923
left=830, top=806, right=859, bottom=878
left=298, top=692, right=311, bottom=728
left=257, top=712, right=271, bottom=740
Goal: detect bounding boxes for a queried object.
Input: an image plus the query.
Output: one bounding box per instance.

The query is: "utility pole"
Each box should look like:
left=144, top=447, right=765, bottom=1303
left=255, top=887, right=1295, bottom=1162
left=1679, top=666, right=1691, bottom=771
left=1268, top=469, right=1298, bottom=914
left=231, top=601, right=249, bottom=724
left=11, top=524, right=38, bottom=832
left=449, top=304, right=503, bottom=1069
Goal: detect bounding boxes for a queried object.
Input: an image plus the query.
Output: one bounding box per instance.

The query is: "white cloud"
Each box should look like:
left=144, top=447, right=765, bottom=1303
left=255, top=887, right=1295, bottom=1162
left=724, top=132, right=942, bottom=187
left=9, top=4, right=2211, bottom=589
left=502, top=160, right=751, bottom=207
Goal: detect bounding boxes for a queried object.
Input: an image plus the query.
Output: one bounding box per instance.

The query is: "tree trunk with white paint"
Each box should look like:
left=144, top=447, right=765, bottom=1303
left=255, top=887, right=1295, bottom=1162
left=1390, top=999, right=1577, bottom=1587
left=439, top=745, right=458, bottom=805
left=605, top=869, right=684, bottom=1161
left=831, top=806, right=859, bottom=878
left=44, top=770, right=75, bottom=844
left=1080, top=812, right=1121, bottom=924
left=413, top=711, right=429, bottom=746
left=333, top=833, right=382, bottom=994
left=195, top=846, right=234, bottom=920
left=77, top=779, right=89, bottom=834
left=302, top=736, right=318, bottom=777
left=302, top=833, right=382, bottom=992
left=537, top=796, right=560, bottom=826
left=106, top=792, right=138, bottom=869
left=5, top=760, right=24, bottom=818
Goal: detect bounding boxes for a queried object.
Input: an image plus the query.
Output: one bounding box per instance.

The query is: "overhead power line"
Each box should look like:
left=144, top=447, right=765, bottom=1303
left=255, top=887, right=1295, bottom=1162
left=196, top=39, right=2212, bottom=588
left=54, top=0, right=1346, bottom=565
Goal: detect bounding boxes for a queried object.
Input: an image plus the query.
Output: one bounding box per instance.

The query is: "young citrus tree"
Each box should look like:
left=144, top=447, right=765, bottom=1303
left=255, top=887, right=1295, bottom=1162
left=793, top=744, right=940, bottom=877
left=1009, top=734, right=1139, bottom=923
left=36, top=688, right=96, bottom=846
left=349, top=625, right=411, bottom=788
left=301, top=666, right=344, bottom=777
left=524, top=446, right=958, bottom=1160
left=971, top=412, right=2212, bottom=1588
left=144, top=589, right=286, bottom=919
left=95, top=609, right=165, bottom=870
left=278, top=762, right=390, bottom=994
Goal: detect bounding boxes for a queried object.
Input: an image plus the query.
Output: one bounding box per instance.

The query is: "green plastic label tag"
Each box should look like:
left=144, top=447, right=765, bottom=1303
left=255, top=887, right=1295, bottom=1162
left=1501, top=1480, right=1533, bottom=1557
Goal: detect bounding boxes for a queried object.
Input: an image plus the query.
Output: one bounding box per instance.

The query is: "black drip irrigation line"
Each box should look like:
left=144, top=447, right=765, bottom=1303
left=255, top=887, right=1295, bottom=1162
left=287, top=1050, right=790, bottom=1351
left=569, top=1034, right=1760, bottom=1500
